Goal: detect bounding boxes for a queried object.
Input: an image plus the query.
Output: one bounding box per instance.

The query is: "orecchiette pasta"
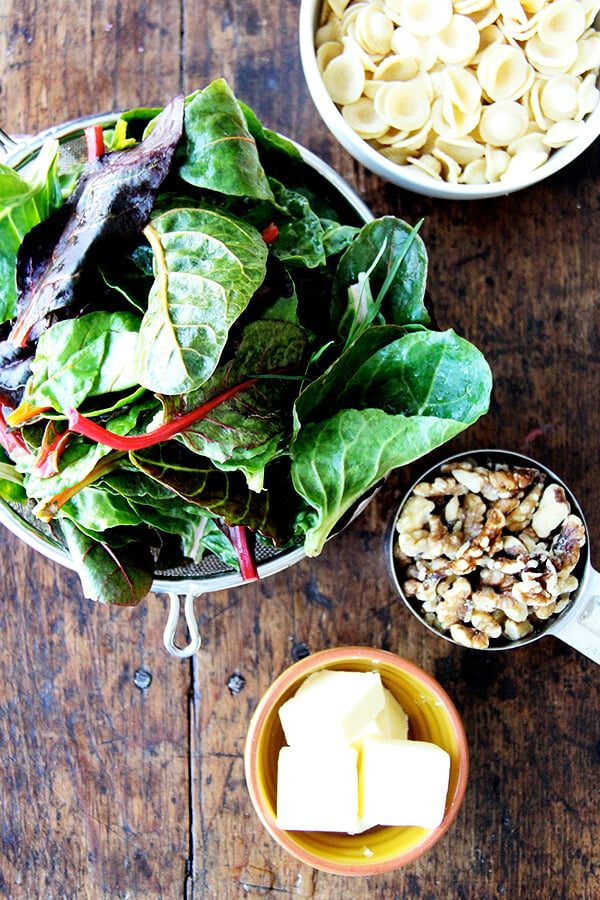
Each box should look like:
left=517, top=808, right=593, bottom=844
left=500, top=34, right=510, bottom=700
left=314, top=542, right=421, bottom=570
left=316, top=0, right=600, bottom=183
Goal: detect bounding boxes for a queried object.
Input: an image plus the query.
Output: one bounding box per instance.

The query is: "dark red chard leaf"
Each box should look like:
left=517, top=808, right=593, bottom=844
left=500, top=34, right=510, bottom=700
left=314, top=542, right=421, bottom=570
left=8, top=95, right=185, bottom=348
left=0, top=339, right=33, bottom=407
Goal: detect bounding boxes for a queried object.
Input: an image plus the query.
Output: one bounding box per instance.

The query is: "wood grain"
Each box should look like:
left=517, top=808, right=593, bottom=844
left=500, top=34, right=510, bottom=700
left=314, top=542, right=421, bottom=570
left=0, top=0, right=599, bottom=897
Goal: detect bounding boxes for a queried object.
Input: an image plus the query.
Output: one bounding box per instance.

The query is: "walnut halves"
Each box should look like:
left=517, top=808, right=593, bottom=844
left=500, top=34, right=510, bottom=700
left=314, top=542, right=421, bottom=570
left=394, top=459, right=586, bottom=649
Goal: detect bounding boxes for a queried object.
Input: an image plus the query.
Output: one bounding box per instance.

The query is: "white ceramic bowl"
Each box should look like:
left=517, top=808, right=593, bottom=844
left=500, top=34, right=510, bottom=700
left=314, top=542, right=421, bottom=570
left=299, top=0, right=600, bottom=200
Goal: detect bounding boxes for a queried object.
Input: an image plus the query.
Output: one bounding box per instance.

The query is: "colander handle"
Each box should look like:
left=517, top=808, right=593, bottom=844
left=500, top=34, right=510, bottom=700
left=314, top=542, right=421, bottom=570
left=551, top=566, right=600, bottom=664
left=163, top=592, right=202, bottom=658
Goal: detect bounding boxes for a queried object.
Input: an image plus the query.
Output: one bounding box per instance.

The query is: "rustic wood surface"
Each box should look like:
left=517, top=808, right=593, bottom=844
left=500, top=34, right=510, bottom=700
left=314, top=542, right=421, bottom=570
left=0, top=1, right=599, bottom=898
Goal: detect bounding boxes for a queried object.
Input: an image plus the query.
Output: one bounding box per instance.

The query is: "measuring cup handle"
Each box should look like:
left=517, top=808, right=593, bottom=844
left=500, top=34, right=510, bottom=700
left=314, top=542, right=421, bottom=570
left=162, top=592, right=202, bottom=658
left=552, top=566, right=600, bottom=664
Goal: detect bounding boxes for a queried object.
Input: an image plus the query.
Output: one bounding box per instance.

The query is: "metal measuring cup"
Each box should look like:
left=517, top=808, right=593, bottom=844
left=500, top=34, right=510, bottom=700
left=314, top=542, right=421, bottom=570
left=386, top=449, right=600, bottom=663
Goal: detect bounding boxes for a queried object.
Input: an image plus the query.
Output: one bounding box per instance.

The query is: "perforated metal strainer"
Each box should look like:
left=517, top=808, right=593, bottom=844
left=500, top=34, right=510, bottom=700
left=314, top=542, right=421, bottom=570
left=0, top=111, right=373, bottom=657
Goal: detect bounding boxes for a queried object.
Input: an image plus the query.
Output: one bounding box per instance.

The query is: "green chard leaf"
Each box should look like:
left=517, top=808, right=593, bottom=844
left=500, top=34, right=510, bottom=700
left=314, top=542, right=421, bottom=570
left=291, top=328, right=492, bottom=554
left=267, top=179, right=327, bottom=269
left=291, top=408, right=476, bottom=557
left=333, top=216, right=430, bottom=340
left=134, top=206, right=268, bottom=394
left=60, top=517, right=154, bottom=606
left=179, top=79, right=276, bottom=201
left=0, top=139, right=62, bottom=324
left=15, top=310, right=141, bottom=415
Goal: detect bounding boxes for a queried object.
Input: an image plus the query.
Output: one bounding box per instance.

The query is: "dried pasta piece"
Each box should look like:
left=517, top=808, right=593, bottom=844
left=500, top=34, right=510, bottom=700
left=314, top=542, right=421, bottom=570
left=508, top=130, right=548, bottom=155
left=438, top=65, right=483, bottom=111
left=435, top=134, right=485, bottom=163
left=341, top=0, right=370, bottom=24
left=479, top=99, right=530, bottom=143
left=540, top=73, right=580, bottom=120
left=328, top=0, right=355, bottom=16
left=459, top=156, right=490, bottom=181
left=406, top=152, right=444, bottom=176
left=526, top=34, right=579, bottom=74
left=521, top=0, right=546, bottom=11
left=317, top=40, right=344, bottom=72
left=374, top=52, right=420, bottom=80
left=543, top=117, right=584, bottom=146
left=432, top=146, right=463, bottom=180
left=396, top=0, right=454, bottom=36
left=470, top=5, right=504, bottom=32
left=382, top=0, right=404, bottom=25
left=477, top=43, right=534, bottom=100
left=536, top=0, right=587, bottom=48
left=391, top=27, right=438, bottom=69
left=385, top=121, right=432, bottom=148
left=570, top=30, right=600, bottom=76
left=322, top=54, right=366, bottom=104
left=484, top=144, right=511, bottom=178
left=501, top=147, right=549, bottom=177
left=431, top=89, right=482, bottom=136
left=376, top=124, right=410, bottom=142
left=526, top=78, right=553, bottom=129
left=341, top=30, right=380, bottom=71
left=499, top=14, right=540, bottom=41
left=355, top=5, right=395, bottom=54
left=380, top=77, right=433, bottom=129
left=474, top=25, right=506, bottom=64
left=496, top=0, right=529, bottom=24
left=581, top=0, right=600, bottom=26
left=434, top=14, right=482, bottom=65
left=455, top=0, right=497, bottom=15
left=578, top=71, right=600, bottom=117
left=316, top=19, right=343, bottom=45
left=342, top=97, right=391, bottom=136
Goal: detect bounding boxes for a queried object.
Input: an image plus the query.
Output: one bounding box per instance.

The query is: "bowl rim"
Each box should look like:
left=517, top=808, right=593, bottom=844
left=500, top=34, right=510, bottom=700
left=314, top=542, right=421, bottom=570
left=244, top=645, right=469, bottom=875
left=298, top=0, right=600, bottom=200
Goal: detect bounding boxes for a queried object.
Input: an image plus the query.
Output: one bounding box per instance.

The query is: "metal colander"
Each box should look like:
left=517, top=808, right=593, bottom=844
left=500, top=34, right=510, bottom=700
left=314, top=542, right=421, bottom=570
left=0, top=110, right=373, bottom=657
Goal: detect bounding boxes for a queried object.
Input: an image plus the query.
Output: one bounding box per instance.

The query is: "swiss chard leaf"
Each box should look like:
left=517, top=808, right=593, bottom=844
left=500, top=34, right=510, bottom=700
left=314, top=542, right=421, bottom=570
left=291, top=329, right=492, bottom=555
left=59, top=517, right=154, bottom=606
left=179, top=79, right=275, bottom=202
left=134, top=206, right=268, bottom=394
left=340, top=328, right=493, bottom=420
left=9, top=96, right=184, bottom=348
left=294, top=324, right=408, bottom=427
left=291, top=407, right=478, bottom=556
left=0, top=139, right=62, bottom=324
left=267, top=179, right=326, bottom=269
left=129, top=442, right=294, bottom=545
left=163, top=318, right=309, bottom=489
left=15, top=310, right=141, bottom=414
left=332, top=217, right=429, bottom=340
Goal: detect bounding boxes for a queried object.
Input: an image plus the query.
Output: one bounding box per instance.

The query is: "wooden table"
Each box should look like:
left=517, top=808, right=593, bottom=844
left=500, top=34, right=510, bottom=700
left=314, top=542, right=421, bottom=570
left=0, top=1, right=598, bottom=898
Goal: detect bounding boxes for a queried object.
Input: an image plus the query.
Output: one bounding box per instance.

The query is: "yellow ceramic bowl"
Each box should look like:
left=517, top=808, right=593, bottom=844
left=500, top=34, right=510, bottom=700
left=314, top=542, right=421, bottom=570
left=244, top=646, right=468, bottom=875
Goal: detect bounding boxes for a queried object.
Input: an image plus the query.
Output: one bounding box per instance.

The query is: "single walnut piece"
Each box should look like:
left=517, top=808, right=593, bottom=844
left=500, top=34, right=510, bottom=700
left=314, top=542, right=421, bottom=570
left=394, top=457, right=586, bottom=649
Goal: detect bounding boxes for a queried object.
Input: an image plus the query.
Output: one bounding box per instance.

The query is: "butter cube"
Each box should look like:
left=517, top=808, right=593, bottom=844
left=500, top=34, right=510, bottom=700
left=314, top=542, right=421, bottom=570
left=278, top=669, right=385, bottom=747
left=359, top=737, right=451, bottom=829
left=355, top=687, right=409, bottom=743
left=276, top=745, right=359, bottom=832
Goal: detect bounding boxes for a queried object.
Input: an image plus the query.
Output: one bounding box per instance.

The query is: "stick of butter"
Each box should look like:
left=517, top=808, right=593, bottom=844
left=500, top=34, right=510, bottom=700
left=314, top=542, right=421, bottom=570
left=359, top=737, right=451, bottom=829
left=278, top=669, right=385, bottom=747
left=276, top=745, right=359, bottom=832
